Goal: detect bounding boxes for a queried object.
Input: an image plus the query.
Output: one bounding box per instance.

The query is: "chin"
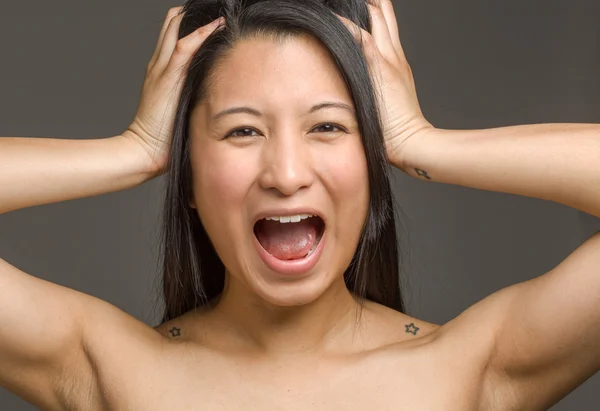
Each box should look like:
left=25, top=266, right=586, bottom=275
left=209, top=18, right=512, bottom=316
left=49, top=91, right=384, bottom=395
left=249, top=271, right=335, bottom=307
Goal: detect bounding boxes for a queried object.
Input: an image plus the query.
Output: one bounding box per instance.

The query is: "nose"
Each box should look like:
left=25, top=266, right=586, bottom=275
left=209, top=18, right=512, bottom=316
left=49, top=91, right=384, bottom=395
left=258, top=132, right=315, bottom=197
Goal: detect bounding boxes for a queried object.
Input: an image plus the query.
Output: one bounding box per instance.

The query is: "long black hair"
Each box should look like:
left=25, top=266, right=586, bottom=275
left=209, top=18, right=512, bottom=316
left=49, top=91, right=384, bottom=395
left=154, top=0, right=407, bottom=324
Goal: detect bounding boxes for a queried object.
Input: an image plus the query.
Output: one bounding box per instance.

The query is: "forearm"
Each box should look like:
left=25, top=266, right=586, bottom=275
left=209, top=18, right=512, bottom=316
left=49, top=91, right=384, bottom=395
left=399, top=123, right=600, bottom=218
left=0, top=134, right=157, bottom=215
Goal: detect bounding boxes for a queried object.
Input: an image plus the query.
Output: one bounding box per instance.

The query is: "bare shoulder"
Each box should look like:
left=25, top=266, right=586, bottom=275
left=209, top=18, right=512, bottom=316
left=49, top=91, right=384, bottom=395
left=425, top=288, right=519, bottom=409
left=153, top=306, right=214, bottom=342
left=434, top=286, right=515, bottom=356
left=360, top=299, right=441, bottom=347
left=62, top=296, right=169, bottom=410
left=366, top=291, right=516, bottom=409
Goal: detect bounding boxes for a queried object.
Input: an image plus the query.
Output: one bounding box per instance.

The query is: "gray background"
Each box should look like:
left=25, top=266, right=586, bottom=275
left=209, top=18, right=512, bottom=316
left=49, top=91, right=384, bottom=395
left=1, top=0, right=599, bottom=409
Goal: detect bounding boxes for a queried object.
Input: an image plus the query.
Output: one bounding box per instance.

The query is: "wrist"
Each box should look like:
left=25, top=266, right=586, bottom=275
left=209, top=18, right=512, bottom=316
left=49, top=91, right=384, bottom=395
left=390, top=122, right=437, bottom=173
left=116, top=132, right=165, bottom=182
left=398, top=128, right=464, bottom=183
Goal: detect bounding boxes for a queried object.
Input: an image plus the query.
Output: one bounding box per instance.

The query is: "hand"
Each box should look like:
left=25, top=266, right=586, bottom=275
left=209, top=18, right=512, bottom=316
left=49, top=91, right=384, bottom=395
left=336, top=0, right=433, bottom=170
left=123, top=7, right=225, bottom=176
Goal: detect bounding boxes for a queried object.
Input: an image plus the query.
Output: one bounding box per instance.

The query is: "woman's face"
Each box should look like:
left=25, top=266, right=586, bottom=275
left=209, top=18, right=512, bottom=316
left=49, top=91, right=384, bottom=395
left=189, top=34, right=369, bottom=307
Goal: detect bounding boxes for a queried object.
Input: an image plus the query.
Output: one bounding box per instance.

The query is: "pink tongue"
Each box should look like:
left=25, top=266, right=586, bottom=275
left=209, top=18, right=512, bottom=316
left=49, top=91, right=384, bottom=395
left=255, top=218, right=317, bottom=260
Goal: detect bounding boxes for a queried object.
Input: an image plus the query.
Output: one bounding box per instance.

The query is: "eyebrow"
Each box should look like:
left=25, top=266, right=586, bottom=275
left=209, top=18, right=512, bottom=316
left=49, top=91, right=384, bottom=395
left=212, top=101, right=355, bottom=121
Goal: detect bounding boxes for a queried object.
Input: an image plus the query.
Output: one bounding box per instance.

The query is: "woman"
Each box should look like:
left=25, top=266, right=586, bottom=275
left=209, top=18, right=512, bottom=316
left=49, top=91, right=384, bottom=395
left=0, top=0, right=599, bottom=410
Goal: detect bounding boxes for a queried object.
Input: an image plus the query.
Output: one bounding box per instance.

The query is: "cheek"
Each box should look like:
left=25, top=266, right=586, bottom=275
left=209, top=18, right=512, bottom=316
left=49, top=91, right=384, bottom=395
left=323, top=140, right=369, bottom=205
left=321, top=139, right=370, bottom=255
left=191, top=145, right=257, bottom=254
left=194, top=145, right=254, bottom=208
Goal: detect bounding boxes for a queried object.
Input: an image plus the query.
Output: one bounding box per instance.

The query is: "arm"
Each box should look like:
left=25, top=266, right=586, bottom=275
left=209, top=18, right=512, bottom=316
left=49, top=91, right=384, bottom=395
left=0, top=135, right=156, bottom=408
left=397, top=125, right=600, bottom=409
left=0, top=133, right=157, bottom=215
left=336, top=1, right=600, bottom=407
left=0, top=8, right=223, bottom=408
left=398, top=124, right=600, bottom=218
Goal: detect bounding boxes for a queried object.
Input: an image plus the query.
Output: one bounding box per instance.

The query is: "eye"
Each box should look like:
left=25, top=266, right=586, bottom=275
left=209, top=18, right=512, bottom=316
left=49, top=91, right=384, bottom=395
left=312, top=123, right=348, bottom=133
left=224, top=127, right=261, bottom=138
left=224, top=123, right=348, bottom=139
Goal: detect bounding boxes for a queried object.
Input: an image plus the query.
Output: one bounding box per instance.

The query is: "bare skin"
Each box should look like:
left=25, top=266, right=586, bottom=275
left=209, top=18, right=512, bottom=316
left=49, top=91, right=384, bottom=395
left=2, top=1, right=600, bottom=410
left=57, top=297, right=505, bottom=411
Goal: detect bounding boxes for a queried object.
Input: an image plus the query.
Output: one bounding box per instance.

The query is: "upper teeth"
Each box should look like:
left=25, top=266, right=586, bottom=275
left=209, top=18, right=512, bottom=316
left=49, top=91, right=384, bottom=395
left=265, top=214, right=315, bottom=223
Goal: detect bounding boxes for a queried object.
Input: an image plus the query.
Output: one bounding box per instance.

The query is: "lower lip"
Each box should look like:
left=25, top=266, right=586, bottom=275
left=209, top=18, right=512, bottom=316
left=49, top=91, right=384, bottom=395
left=252, top=229, right=326, bottom=277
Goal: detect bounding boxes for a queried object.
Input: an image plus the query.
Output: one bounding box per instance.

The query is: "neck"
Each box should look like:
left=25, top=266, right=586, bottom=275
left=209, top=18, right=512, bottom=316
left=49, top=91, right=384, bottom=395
left=209, top=271, right=366, bottom=356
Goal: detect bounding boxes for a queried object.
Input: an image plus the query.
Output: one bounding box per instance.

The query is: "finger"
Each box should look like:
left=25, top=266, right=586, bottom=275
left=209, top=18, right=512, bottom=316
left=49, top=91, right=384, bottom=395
left=154, top=12, right=187, bottom=71
left=148, top=6, right=184, bottom=70
left=336, top=14, right=381, bottom=64
left=378, top=0, right=407, bottom=62
left=366, top=2, right=400, bottom=65
left=165, top=17, right=226, bottom=74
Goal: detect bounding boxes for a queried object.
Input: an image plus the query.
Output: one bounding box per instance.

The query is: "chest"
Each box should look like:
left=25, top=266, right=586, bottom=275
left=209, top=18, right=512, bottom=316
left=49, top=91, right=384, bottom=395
left=97, top=350, right=488, bottom=411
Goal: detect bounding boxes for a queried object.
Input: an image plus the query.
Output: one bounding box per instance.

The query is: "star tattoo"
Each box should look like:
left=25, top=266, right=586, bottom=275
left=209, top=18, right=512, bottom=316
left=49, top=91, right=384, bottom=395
left=168, top=326, right=182, bottom=337
left=405, top=322, right=419, bottom=336
left=414, top=168, right=431, bottom=180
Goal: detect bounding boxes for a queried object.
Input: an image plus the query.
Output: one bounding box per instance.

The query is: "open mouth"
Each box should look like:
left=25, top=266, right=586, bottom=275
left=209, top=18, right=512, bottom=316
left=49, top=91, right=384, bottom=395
left=253, top=215, right=325, bottom=261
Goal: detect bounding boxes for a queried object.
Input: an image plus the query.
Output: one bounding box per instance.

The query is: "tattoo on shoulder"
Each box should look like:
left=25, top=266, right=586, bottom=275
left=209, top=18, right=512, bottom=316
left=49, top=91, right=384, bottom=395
left=405, top=322, right=420, bottom=336
left=414, top=168, right=431, bottom=180
left=168, top=326, right=182, bottom=337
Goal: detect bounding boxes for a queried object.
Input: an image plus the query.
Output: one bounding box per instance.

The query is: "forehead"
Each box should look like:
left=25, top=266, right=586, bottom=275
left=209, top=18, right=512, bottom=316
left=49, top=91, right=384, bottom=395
left=204, top=34, right=353, bottom=111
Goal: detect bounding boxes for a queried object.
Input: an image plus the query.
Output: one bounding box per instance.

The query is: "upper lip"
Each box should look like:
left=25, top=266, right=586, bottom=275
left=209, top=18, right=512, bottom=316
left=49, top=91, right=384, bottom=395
left=252, top=207, right=327, bottom=226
